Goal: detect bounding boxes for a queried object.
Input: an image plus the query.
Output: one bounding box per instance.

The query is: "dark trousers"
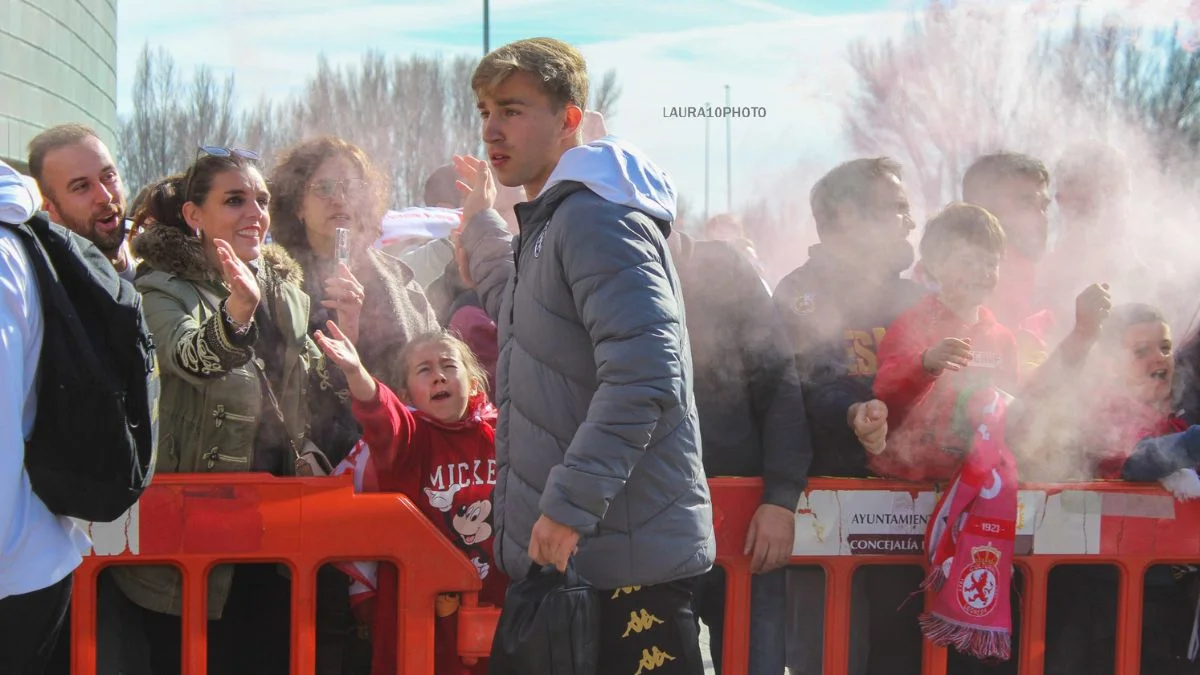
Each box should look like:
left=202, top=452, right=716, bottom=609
left=598, top=576, right=706, bottom=675
left=80, top=564, right=291, bottom=675
left=694, top=566, right=786, bottom=675
left=1044, top=565, right=1200, bottom=675
left=0, top=573, right=73, bottom=675
left=864, top=566, right=925, bottom=675
left=51, top=564, right=353, bottom=675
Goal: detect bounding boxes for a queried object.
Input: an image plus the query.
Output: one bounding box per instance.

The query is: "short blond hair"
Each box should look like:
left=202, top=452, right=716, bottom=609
left=472, top=38, right=588, bottom=110
left=920, top=202, right=1007, bottom=265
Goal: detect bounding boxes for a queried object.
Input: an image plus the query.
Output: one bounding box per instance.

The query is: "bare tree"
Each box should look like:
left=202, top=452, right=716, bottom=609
left=842, top=2, right=1058, bottom=214
left=121, top=44, right=624, bottom=209
left=591, top=69, right=623, bottom=118
left=117, top=43, right=239, bottom=193
left=252, top=51, right=484, bottom=206
left=1118, top=26, right=1200, bottom=173
left=239, top=97, right=302, bottom=173
left=842, top=3, right=1200, bottom=213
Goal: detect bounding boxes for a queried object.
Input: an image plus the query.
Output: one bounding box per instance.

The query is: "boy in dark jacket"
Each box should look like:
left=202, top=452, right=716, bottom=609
left=773, top=157, right=925, bottom=675
left=670, top=229, right=812, bottom=675
left=872, top=203, right=1018, bottom=482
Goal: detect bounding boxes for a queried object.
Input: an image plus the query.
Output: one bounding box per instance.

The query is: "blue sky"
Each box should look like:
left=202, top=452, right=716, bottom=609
left=116, top=0, right=919, bottom=216
left=114, top=0, right=1200, bottom=217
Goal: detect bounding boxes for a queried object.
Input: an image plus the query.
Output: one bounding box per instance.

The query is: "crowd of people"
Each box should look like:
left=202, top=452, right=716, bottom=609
left=3, top=33, right=1200, bottom=675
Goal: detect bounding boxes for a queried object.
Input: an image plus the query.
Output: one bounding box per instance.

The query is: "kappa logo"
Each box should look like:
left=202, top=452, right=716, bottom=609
left=956, top=544, right=1000, bottom=617
left=622, top=609, right=665, bottom=637
left=634, top=647, right=676, bottom=675
left=612, top=585, right=642, bottom=599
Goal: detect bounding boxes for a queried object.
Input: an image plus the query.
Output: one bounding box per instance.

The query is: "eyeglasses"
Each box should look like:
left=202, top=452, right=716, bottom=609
left=183, top=145, right=260, bottom=203
left=306, top=179, right=369, bottom=200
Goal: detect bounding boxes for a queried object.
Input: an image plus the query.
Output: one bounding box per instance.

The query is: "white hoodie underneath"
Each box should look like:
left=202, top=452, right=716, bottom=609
left=0, top=162, right=90, bottom=600
left=541, top=136, right=677, bottom=222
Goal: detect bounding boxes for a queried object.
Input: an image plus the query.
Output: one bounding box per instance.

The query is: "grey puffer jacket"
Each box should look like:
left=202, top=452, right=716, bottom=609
left=461, top=138, right=715, bottom=590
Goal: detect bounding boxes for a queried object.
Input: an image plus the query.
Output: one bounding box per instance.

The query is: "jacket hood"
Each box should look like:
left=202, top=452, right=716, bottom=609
left=0, top=160, right=40, bottom=226
left=541, top=136, right=677, bottom=223
left=132, top=221, right=303, bottom=285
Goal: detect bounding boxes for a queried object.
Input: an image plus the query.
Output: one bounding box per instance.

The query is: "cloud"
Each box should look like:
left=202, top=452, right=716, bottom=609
left=574, top=10, right=911, bottom=213
left=116, top=0, right=911, bottom=211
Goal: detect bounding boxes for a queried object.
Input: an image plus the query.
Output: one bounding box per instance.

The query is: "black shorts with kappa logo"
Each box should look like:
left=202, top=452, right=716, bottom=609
left=598, top=576, right=706, bottom=675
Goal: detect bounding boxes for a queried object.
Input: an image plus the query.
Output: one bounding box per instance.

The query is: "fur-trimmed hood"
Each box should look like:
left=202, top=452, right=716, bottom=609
left=132, top=221, right=303, bottom=285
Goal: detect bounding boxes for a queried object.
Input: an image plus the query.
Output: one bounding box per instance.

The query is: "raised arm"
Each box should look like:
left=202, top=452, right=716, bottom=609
left=459, top=209, right=515, bottom=322
left=315, top=320, right=417, bottom=474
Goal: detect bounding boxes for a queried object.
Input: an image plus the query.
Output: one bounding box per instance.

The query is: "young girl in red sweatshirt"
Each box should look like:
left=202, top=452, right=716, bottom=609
left=873, top=203, right=1019, bottom=482
left=316, top=323, right=507, bottom=675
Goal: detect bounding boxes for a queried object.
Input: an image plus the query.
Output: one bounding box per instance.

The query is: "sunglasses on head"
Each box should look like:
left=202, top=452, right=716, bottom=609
left=183, top=145, right=261, bottom=203
left=307, top=178, right=369, bottom=200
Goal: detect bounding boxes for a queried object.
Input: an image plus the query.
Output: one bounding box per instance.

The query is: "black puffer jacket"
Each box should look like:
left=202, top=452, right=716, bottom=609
left=670, top=231, right=812, bottom=509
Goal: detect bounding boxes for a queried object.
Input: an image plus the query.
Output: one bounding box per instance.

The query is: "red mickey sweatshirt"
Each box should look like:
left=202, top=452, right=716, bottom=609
left=352, top=381, right=508, bottom=675
left=872, top=295, right=1019, bottom=482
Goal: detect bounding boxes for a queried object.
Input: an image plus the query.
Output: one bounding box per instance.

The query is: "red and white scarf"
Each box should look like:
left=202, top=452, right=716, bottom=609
left=920, top=388, right=1018, bottom=661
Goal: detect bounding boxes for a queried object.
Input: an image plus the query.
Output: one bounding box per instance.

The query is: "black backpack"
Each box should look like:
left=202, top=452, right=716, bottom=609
left=4, top=213, right=158, bottom=522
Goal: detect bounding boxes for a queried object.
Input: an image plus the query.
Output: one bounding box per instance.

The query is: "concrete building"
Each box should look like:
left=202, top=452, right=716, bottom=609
left=1, top=0, right=118, bottom=173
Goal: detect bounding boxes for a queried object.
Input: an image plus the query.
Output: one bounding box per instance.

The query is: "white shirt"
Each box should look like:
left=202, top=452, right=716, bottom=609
left=0, top=225, right=91, bottom=599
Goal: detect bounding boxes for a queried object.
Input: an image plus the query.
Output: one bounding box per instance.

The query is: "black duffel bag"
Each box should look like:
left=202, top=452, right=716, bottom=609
left=488, top=562, right=599, bottom=675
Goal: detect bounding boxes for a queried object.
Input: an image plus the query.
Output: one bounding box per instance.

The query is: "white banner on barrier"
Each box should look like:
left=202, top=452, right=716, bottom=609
left=792, top=489, right=1106, bottom=557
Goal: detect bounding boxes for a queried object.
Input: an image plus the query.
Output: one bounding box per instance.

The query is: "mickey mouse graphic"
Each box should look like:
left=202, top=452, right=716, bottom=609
left=453, top=499, right=494, bottom=579
left=424, top=485, right=495, bottom=580
left=454, top=499, right=492, bottom=545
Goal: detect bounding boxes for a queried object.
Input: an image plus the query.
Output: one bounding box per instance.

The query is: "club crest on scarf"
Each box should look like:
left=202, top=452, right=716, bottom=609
left=957, top=545, right=1001, bottom=617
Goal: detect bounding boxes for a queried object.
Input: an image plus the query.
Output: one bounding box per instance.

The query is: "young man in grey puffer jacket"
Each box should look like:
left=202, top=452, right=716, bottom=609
left=454, top=37, right=714, bottom=675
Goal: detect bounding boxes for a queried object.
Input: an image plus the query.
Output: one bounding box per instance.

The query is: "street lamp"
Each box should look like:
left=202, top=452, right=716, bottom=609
left=483, top=0, right=490, bottom=54
left=725, top=84, right=731, bottom=211
left=704, top=100, right=710, bottom=226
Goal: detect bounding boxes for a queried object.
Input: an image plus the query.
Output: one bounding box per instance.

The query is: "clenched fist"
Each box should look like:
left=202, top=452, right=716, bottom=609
left=849, top=399, right=889, bottom=455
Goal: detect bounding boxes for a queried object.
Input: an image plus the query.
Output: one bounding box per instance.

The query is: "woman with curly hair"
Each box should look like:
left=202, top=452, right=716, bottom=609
left=269, top=137, right=438, bottom=464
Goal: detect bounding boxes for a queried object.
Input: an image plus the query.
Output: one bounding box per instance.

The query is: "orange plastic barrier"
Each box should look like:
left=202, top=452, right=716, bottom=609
left=710, top=476, right=1200, bottom=675
left=70, top=473, right=497, bottom=675
left=72, top=475, right=1199, bottom=675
